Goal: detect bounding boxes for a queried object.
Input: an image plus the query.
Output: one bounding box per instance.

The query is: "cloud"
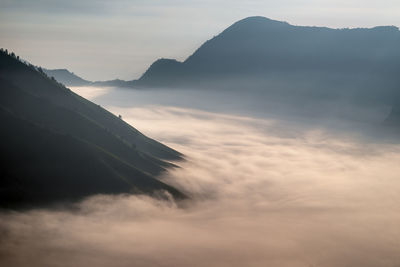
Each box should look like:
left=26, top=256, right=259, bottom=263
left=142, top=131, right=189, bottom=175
left=1, top=104, right=400, bottom=267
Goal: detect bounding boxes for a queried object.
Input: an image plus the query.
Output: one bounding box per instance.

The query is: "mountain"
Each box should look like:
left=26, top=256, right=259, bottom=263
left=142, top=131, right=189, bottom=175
left=43, top=68, right=136, bottom=88
left=132, top=16, right=400, bottom=125
left=137, top=16, right=400, bottom=87
left=0, top=50, right=184, bottom=209
left=92, top=79, right=136, bottom=88
left=41, top=17, right=400, bottom=124
left=43, top=68, right=92, bottom=86
left=47, top=16, right=400, bottom=92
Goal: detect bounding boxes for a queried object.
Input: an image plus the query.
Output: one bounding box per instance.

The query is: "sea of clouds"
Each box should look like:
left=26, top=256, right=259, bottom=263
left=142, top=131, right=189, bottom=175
left=1, top=87, right=399, bottom=267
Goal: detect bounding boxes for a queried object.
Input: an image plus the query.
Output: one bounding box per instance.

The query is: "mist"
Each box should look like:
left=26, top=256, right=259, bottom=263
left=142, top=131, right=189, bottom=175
left=78, top=80, right=395, bottom=140
left=1, top=87, right=399, bottom=267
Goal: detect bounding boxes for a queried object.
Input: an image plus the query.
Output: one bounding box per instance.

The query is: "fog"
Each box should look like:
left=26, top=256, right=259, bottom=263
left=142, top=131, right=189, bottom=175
left=78, top=82, right=395, bottom=139
left=1, top=87, right=399, bottom=267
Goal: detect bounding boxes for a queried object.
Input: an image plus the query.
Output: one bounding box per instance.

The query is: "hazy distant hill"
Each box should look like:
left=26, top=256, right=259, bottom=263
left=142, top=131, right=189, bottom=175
left=0, top=50, right=184, bottom=209
left=43, top=68, right=92, bottom=86
left=43, top=68, right=137, bottom=88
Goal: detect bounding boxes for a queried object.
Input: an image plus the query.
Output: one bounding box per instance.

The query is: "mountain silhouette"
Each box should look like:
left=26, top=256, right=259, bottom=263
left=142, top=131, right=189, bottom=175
left=43, top=68, right=91, bottom=86
left=43, top=17, right=400, bottom=126
left=43, top=68, right=136, bottom=88
left=46, top=17, right=400, bottom=91
left=135, top=16, right=400, bottom=124
left=47, top=17, right=400, bottom=90
left=0, top=50, right=184, bottom=209
left=137, top=16, right=400, bottom=87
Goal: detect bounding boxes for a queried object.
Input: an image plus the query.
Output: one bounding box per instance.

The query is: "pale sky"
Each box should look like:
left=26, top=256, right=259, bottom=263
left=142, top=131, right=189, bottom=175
left=1, top=0, right=399, bottom=81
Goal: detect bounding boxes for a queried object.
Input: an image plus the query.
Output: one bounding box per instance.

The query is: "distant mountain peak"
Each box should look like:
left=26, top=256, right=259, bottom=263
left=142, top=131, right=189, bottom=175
left=43, top=68, right=91, bottom=86
left=222, top=16, right=290, bottom=35
left=233, top=16, right=289, bottom=26
left=138, top=58, right=183, bottom=85
left=148, top=58, right=181, bottom=68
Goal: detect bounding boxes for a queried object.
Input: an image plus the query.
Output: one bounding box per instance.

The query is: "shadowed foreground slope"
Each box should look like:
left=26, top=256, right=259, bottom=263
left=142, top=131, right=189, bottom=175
left=0, top=50, right=184, bottom=209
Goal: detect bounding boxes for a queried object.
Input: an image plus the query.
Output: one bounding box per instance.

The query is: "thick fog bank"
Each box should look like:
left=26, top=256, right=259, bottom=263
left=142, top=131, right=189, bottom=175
left=78, top=85, right=395, bottom=141
left=1, top=88, right=399, bottom=267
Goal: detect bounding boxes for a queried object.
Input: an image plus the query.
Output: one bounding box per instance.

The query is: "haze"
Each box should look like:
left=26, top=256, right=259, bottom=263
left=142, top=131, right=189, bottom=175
left=1, top=2, right=400, bottom=265
left=1, top=0, right=400, bottom=80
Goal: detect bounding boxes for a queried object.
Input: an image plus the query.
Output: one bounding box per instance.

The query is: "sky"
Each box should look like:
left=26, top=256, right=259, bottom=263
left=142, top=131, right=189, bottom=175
left=1, top=0, right=400, bottom=81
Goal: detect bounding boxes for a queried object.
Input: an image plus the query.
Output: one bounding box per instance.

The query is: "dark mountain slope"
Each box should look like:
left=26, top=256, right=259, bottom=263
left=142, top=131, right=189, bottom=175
left=0, top=107, right=182, bottom=208
left=1, top=52, right=181, bottom=160
left=0, top=50, right=184, bottom=208
left=0, top=80, right=169, bottom=176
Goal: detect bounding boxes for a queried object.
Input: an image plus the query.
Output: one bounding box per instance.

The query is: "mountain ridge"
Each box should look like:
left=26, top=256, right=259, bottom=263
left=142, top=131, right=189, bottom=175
left=0, top=49, right=184, bottom=209
left=41, top=17, right=400, bottom=128
left=43, top=68, right=92, bottom=86
left=45, top=16, right=400, bottom=88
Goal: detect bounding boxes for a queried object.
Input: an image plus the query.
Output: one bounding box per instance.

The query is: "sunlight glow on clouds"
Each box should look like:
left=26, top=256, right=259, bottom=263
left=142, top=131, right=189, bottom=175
left=1, top=102, right=400, bottom=267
